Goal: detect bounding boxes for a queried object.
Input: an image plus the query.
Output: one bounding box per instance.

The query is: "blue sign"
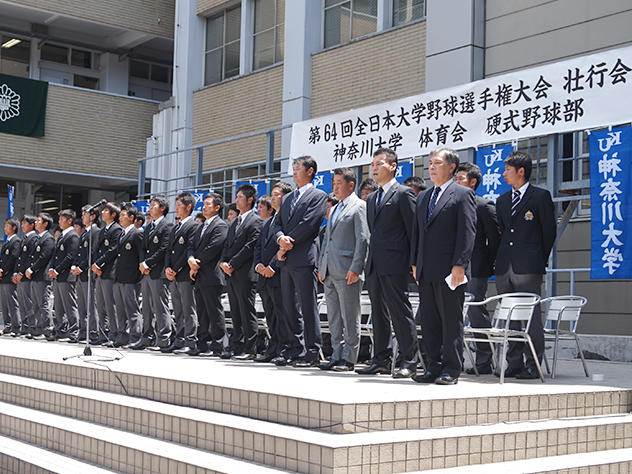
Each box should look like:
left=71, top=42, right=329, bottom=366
left=312, top=172, right=332, bottom=194
left=7, top=185, right=14, bottom=217
left=395, top=160, right=413, bottom=184
left=134, top=200, right=150, bottom=214
left=235, top=181, right=268, bottom=199
left=589, top=126, right=632, bottom=279
left=475, top=145, right=513, bottom=203
left=191, top=191, right=207, bottom=212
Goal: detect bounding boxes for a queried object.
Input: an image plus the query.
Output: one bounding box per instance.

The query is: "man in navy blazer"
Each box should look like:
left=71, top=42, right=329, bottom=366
left=0, top=217, right=22, bottom=335
left=356, top=148, right=417, bottom=378
left=274, top=156, right=327, bottom=367
left=411, top=147, right=477, bottom=385
left=495, top=151, right=556, bottom=379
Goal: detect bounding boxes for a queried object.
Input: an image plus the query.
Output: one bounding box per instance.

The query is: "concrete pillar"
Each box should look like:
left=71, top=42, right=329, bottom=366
left=100, top=53, right=129, bottom=95
left=29, top=40, right=40, bottom=80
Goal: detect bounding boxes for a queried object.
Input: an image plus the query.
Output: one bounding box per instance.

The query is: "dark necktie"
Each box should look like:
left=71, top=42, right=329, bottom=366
left=375, top=187, right=384, bottom=208
left=267, top=214, right=276, bottom=239
left=174, top=221, right=182, bottom=234
left=427, top=187, right=441, bottom=220
left=511, top=189, right=521, bottom=216
left=290, top=189, right=300, bottom=214
left=148, top=222, right=155, bottom=233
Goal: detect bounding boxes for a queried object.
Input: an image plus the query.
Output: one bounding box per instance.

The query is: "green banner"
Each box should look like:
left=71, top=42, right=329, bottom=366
left=0, top=73, right=48, bottom=137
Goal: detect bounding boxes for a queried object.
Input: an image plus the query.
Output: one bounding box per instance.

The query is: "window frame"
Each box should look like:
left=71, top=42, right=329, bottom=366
left=252, top=0, right=284, bottom=71
left=204, top=5, right=242, bottom=86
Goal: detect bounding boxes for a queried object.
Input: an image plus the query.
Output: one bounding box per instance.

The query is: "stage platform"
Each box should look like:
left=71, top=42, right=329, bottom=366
left=0, top=337, right=631, bottom=473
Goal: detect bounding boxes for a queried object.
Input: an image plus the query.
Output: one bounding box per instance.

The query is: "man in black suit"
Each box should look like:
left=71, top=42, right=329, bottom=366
left=274, top=156, right=327, bottom=367
left=163, top=192, right=199, bottom=354
left=220, top=184, right=263, bottom=360
left=12, top=215, right=37, bottom=336
left=254, top=182, right=293, bottom=363
left=495, top=151, right=556, bottom=379
left=411, top=147, right=477, bottom=385
left=25, top=213, right=56, bottom=339
left=70, top=206, right=100, bottom=343
left=48, top=209, right=80, bottom=341
left=0, top=218, right=22, bottom=335
left=356, top=148, right=417, bottom=378
left=113, top=204, right=144, bottom=347
left=135, top=195, right=173, bottom=350
left=455, top=163, right=500, bottom=374
left=188, top=193, right=228, bottom=356
left=91, top=202, right=123, bottom=344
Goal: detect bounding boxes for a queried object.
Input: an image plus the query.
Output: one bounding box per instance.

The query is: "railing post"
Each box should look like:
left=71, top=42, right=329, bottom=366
left=196, top=147, right=204, bottom=187
left=570, top=270, right=576, bottom=296
left=138, top=160, right=146, bottom=199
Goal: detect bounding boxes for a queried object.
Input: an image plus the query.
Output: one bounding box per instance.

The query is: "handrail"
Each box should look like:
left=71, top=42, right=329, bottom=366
left=546, top=268, right=590, bottom=296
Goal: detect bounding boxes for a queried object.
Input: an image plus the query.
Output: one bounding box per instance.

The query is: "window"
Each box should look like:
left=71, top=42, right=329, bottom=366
left=0, top=35, right=30, bottom=77
left=41, top=43, right=68, bottom=64
left=324, top=0, right=377, bottom=48
left=392, top=0, right=425, bottom=27
left=41, top=43, right=97, bottom=70
left=71, top=48, right=92, bottom=68
left=205, top=6, right=241, bottom=85
left=73, top=74, right=99, bottom=90
left=253, top=0, right=284, bottom=70
left=130, top=60, right=150, bottom=80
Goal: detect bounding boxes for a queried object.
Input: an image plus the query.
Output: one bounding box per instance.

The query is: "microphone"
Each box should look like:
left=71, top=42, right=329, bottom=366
left=86, top=199, right=107, bottom=212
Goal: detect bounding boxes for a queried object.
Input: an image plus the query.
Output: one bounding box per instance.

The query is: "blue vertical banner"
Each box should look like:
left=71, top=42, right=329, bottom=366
left=134, top=200, right=150, bottom=214
left=192, top=191, right=207, bottom=212
left=235, top=181, right=267, bottom=199
left=7, top=185, right=14, bottom=217
left=395, top=160, right=414, bottom=184
left=475, top=144, right=513, bottom=203
left=589, top=126, right=632, bottom=279
left=312, top=172, right=332, bottom=194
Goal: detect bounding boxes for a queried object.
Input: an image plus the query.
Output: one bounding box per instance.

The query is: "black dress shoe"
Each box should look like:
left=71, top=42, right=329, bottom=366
left=272, top=356, right=289, bottom=366
left=91, top=337, right=107, bottom=346
left=161, top=341, right=184, bottom=353
left=32, top=334, right=47, bottom=341
left=412, top=372, right=438, bottom=384
left=174, top=346, right=198, bottom=355
left=435, top=373, right=458, bottom=385
left=233, top=353, right=256, bottom=361
left=355, top=361, right=391, bottom=375
left=254, top=354, right=275, bottom=363
left=495, top=366, right=523, bottom=378
left=129, top=340, right=148, bottom=350
left=465, top=365, right=493, bottom=375
left=318, top=359, right=340, bottom=371
left=220, top=351, right=233, bottom=359
left=392, top=367, right=416, bottom=379
left=332, top=361, right=354, bottom=372
left=293, top=357, right=319, bottom=368
left=516, top=366, right=540, bottom=380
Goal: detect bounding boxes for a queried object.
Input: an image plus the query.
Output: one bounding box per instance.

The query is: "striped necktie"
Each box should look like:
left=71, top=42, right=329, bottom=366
left=511, top=189, right=521, bottom=216
left=375, top=187, right=384, bottom=208
left=427, top=187, right=441, bottom=220
left=289, top=189, right=300, bottom=214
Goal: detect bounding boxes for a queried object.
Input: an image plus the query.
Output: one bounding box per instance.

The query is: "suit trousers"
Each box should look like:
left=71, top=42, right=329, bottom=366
left=30, top=280, right=52, bottom=335
left=141, top=276, right=172, bottom=346
left=95, top=277, right=115, bottom=338
left=52, top=281, right=79, bottom=337
left=464, top=276, right=493, bottom=368
left=0, top=284, right=20, bottom=330
left=195, top=284, right=227, bottom=352
left=367, top=273, right=417, bottom=369
left=281, top=265, right=322, bottom=360
left=324, top=277, right=362, bottom=364
left=113, top=282, right=142, bottom=344
left=17, top=280, right=33, bottom=333
left=259, top=284, right=286, bottom=357
left=170, top=280, right=198, bottom=347
left=495, top=264, right=544, bottom=369
left=76, top=278, right=96, bottom=338
left=419, top=279, right=465, bottom=378
left=226, top=273, right=258, bottom=355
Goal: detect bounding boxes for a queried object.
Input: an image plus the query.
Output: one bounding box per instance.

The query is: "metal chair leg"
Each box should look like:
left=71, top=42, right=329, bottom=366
left=574, top=333, right=590, bottom=377
left=551, top=330, right=561, bottom=379
left=463, top=338, right=478, bottom=376
left=526, top=336, right=545, bottom=383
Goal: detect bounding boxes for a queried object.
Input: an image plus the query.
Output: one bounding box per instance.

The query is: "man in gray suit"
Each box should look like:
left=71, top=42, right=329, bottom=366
left=318, top=168, right=369, bottom=372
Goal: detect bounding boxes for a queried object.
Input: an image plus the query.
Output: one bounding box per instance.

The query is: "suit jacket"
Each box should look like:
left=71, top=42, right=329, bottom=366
left=222, top=210, right=262, bottom=282
left=366, top=182, right=416, bottom=275
left=15, top=232, right=38, bottom=276
left=165, top=217, right=198, bottom=282
left=319, top=193, right=370, bottom=280
left=142, top=217, right=173, bottom=280
left=0, top=236, right=21, bottom=284
left=115, top=227, right=144, bottom=284
left=254, top=214, right=282, bottom=289
left=189, top=216, right=228, bottom=287
left=94, top=223, right=123, bottom=280
left=470, top=195, right=500, bottom=278
left=50, top=230, right=79, bottom=282
left=28, top=232, right=55, bottom=282
left=411, top=181, right=477, bottom=282
left=273, top=186, right=327, bottom=268
left=74, top=226, right=100, bottom=282
left=495, top=184, right=556, bottom=275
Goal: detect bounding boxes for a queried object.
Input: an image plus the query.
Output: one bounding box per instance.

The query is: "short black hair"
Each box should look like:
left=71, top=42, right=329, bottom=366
left=272, top=181, right=293, bottom=195
left=135, top=213, right=146, bottom=224
left=430, top=147, right=460, bottom=175
left=227, top=202, right=239, bottom=215
left=359, top=178, right=378, bottom=192
left=456, top=162, right=483, bottom=190
left=151, top=195, right=169, bottom=215
left=58, top=209, right=76, bottom=220
left=373, top=147, right=398, bottom=165
left=195, top=212, right=205, bottom=222
left=236, top=183, right=257, bottom=209
left=327, top=193, right=339, bottom=206
left=333, top=167, right=356, bottom=186
left=205, top=192, right=224, bottom=208
left=5, top=217, right=18, bottom=233
left=175, top=192, right=196, bottom=215
left=103, top=202, right=121, bottom=221
left=403, top=176, right=427, bottom=192
left=293, top=156, right=318, bottom=179
left=73, top=218, right=85, bottom=229
left=81, top=204, right=100, bottom=225
left=257, top=194, right=272, bottom=210
left=121, top=203, right=139, bottom=220
left=38, top=212, right=53, bottom=230
left=505, top=150, right=532, bottom=181
left=21, top=215, right=36, bottom=225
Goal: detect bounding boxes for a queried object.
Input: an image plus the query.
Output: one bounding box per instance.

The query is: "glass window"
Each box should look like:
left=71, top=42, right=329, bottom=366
left=71, top=48, right=92, bottom=68
left=41, top=43, right=68, bottom=64
left=73, top=74, right=99, bottom=90
left=130, top=60, right=150, bottom=79
left=392, top=0, right=425, bottom=27
left=324, top=0, right=376, bottom=48
left=1, top=36, right=30, bottom=77
left=253, top=0, right=284, bottom=70
left=151, top=64, right=170, bottom=83
left=205, top=6, right=242, bottom=85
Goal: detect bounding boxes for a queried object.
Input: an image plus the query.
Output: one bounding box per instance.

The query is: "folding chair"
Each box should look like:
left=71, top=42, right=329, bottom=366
left=461, top=292, right=480, bottom=375
left=464, top=293, right=543, bottom=383
left=540, top=296, right=589, bottom=379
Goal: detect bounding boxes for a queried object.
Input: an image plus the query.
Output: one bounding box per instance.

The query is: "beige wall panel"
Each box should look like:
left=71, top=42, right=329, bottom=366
left=311, top=21, right=426, bottom=118
left=486, top=0, right=570, bottom=21
left=0, top=85, right=157, bottom=179
left=192, top=65, right=283, bottom=170
left=6, top=0, right=174, bottom=38
left=485, top=1, right=632, bottom=75
left=197, top=0, right=231, bottom=16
